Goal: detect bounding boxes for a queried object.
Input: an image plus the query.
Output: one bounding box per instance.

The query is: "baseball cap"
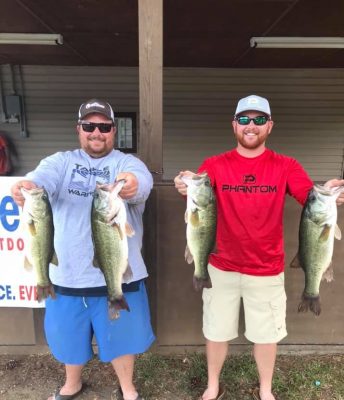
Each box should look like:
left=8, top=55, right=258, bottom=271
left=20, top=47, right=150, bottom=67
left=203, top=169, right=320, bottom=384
left=78, top=98, right=115, bottom=121
left=234, top=95, right=271, bottom=117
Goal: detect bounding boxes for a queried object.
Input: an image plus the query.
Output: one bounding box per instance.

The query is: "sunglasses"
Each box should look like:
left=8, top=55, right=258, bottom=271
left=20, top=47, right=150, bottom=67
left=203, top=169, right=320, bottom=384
left=79, top=121, right=114, bottom=133
left=235, top=116, right=270, bottom=126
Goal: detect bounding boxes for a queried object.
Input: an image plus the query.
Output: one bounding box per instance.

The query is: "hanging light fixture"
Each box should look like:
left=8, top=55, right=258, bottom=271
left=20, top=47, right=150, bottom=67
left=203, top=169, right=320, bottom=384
left=0, top=33, right=63, bottom=45
left=250, top=37, right=344, bottom=49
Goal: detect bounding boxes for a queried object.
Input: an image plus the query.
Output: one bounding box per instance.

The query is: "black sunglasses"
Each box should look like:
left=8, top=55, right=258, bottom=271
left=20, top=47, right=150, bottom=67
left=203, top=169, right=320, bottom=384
left=235, top=116, right=270, bottom=126
left=79, top=121, right=114, bottom=133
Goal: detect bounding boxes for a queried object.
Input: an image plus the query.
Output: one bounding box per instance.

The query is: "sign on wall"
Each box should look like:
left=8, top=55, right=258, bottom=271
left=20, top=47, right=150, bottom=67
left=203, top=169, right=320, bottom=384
left=0, top=177, right=44, bottom=308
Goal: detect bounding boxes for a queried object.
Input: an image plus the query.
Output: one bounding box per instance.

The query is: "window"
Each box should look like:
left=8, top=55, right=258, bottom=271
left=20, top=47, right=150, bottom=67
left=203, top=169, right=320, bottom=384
left=114, top=112, right=137, bottom=153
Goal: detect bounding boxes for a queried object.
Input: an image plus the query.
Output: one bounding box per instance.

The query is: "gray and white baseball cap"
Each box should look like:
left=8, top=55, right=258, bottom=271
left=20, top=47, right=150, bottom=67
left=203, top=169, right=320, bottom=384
left=234, top=95, right=271, bottom=117
left=78, top=98, right=115, bottom=121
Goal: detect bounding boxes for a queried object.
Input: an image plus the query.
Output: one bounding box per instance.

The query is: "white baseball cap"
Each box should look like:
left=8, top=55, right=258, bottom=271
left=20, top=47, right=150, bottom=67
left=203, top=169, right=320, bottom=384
left=235, top=95, right=271, bottom=117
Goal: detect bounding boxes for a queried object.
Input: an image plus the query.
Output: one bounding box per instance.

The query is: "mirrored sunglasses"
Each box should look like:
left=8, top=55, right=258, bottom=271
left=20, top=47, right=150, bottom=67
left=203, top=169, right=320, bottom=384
left=79, top=121, right=114, bottom=133
left=235, top=116, right=269, bottom=126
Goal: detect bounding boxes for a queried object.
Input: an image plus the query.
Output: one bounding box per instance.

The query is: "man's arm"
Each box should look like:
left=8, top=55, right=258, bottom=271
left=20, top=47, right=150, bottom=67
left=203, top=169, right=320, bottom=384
left=117, top=155, right=153, bottom=204
left=116, top=172, right=139, bottom=199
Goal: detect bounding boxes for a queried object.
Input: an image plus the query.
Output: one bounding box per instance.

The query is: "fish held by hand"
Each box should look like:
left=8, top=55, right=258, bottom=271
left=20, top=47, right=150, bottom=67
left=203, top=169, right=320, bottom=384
left=182, top=172, right=216, bottom=291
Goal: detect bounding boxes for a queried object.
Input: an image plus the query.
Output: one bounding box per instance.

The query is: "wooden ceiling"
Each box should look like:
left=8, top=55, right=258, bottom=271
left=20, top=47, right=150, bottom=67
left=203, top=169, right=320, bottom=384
left=0, top=0, right=343, bottom=68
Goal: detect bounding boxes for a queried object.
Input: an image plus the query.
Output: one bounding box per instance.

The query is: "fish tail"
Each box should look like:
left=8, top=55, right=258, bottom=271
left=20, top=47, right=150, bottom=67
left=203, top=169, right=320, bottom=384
left=298, top=294, right=321, bottom=316
left=108, top=308, right=120, bottom=320
left=193, top=275, right=212, bottom=291
left=108, top=296, right=130, bottom=319
left=36, top=284, right=55, bottom=302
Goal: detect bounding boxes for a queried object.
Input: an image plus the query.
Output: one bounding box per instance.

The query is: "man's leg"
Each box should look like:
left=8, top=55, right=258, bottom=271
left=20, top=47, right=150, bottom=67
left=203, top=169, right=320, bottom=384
left=111, top=354, right=138, bottom=400
left=201, top=339, right=228, bottom=400
left=243, top=273, right=287, bottom=400
left=253, top=343, right=277, bottom=400
left=201, top=266, right=241, bottom=400
left=47, top=364, right=83, bottom=400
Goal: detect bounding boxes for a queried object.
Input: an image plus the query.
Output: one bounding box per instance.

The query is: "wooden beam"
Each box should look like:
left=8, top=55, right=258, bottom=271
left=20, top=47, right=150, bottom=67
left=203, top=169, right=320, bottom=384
left=138, top=0, right=163, bottom=180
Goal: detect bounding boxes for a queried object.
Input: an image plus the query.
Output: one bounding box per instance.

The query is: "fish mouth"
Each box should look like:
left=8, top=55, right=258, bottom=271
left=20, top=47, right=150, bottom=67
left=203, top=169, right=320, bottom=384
left=21, top=187, right=45, bottom=195
left=181, top=172, right=209, bottom=186
left=193, top=172, right=208, bottom=179
left=314, top=183, right=344, bottom=196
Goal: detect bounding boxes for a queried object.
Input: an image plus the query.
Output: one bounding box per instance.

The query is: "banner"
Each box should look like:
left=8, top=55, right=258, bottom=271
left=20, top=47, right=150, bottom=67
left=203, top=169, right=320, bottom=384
left=0, top=177, right=44, bottom=307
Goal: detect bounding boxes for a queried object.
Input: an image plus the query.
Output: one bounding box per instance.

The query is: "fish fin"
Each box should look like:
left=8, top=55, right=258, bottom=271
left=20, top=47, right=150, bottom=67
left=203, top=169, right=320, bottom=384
left=113, top=223, right=124, bottom=240
left=125, top=222, right=135, bottom=237
left=50, top=251, right=59, bottom=266
left=24, top=256, right=33, bottom=271
left=108, top=296, right=130, bottom=319
left=91, top=235, right=100, bottom=268
left=185, top=245, right=194, bottom=264
left=193, top=275, right=212, bottom=291
left=298, top=293, right=321, bottom=316
left=123, top=263, right=133, bottom=282
left=190, top=210, right=200, bottom=227
left=36, top=284, right=56, bottom=303
left=319, top=224, right=332, bottom=242
left=290, top=254, right=301, bottom=268
left=334, top=224, right=342, bottom=240
left=28, top=221, right=37, bottom=236
left=321, top=263, right=334, bottom=282
left=92, top=254, right=101, bottom=268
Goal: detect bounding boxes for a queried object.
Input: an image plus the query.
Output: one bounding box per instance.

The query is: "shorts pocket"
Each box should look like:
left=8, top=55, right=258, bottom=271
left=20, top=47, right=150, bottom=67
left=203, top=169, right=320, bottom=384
left=202, top=289, right=213, bottom=324
left=269, top=292, right=287, bottom=338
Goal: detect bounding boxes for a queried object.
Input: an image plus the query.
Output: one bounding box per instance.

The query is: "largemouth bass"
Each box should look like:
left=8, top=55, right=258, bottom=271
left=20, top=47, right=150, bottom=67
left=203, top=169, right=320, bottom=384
left=182, top=172, right=217, bottom=291
left=291, top=184, right=343, bottom=316
left=91, top=180, right=134, bottom=319
left=21, top=187, right=56, bottom=302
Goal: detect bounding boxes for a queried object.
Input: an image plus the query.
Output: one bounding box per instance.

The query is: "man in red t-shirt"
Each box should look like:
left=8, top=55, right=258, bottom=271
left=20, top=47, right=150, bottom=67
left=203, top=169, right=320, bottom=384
left=174, top=95, right=344, bottom=400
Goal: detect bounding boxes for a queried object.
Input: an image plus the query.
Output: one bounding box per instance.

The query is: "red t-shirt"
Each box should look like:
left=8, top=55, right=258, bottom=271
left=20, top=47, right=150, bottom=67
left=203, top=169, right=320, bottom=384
left=198, top=148, right=313, bottom=276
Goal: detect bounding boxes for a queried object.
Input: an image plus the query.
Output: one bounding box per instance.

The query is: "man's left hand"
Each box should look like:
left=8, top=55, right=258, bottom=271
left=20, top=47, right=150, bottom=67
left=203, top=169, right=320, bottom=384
left=116, top=172, right=138, bottom=199
left=324, top=178, right=344, bottom=206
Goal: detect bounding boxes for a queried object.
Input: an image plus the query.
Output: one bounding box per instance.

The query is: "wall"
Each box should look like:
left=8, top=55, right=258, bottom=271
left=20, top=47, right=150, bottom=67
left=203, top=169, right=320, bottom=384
left=0, top=65, right=343, bottom=353
left=0, top=66, right=343, bottom=180
left=0, top=65, right=139, bottom=175
left=163, top=68, right=344, bottom=181
left=152, top=185, right=344, bottom=353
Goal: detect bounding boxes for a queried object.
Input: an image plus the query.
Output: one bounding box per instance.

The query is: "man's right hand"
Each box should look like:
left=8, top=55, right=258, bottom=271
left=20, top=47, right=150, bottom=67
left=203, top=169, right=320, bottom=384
left=11, top=180, right=37, bottom=207
left=174, top=170, right=197, bottom=196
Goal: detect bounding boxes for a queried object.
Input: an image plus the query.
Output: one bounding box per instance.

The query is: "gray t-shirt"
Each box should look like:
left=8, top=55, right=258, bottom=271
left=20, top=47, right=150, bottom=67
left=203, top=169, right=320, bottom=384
left=26, top=148, right=153, bottom=289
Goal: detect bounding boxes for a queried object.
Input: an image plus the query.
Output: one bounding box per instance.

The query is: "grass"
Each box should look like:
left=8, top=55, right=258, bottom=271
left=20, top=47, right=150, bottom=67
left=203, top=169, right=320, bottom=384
left=1, top=351, right=343, bottom=399
left=134, top=352, right=344, bottom=399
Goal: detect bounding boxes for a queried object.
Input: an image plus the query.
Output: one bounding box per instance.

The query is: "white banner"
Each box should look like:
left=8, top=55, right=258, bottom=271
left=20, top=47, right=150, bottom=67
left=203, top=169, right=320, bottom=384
left=0, top=177, right=44, bottom=307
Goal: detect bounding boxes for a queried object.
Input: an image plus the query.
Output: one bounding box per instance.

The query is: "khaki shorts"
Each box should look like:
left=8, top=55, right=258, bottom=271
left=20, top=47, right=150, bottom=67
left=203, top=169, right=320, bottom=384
left=202, top=264, right=287, bottom=344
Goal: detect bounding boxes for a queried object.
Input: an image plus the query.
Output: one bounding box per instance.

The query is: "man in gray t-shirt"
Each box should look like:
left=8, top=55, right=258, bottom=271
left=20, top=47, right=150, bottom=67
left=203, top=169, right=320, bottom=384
left=11, top=99, right=154, bottom=400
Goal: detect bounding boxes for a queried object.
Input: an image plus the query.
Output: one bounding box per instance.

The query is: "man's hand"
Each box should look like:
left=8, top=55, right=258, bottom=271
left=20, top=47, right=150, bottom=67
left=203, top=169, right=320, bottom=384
left=324, top=178, right=344, bottom=206
left=116, top=172, right=138, bottom=199
left=10, top=180, right=37, bottom=207
left=174, top=170, right=197, bottom=196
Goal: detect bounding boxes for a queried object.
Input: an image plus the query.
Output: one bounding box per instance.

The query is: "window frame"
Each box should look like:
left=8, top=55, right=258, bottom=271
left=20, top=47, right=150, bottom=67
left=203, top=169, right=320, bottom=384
left=114, top=112, right=137, bottom=153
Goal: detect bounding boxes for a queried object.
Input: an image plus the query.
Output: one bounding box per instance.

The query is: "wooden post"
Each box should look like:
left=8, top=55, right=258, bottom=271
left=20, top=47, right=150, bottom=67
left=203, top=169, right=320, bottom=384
left=138, top=0, right=163, bottom=180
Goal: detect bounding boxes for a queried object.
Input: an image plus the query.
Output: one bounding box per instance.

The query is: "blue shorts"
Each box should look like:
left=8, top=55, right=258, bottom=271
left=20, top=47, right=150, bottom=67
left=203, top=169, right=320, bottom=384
left=44, top=281, right=155, bottom=364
